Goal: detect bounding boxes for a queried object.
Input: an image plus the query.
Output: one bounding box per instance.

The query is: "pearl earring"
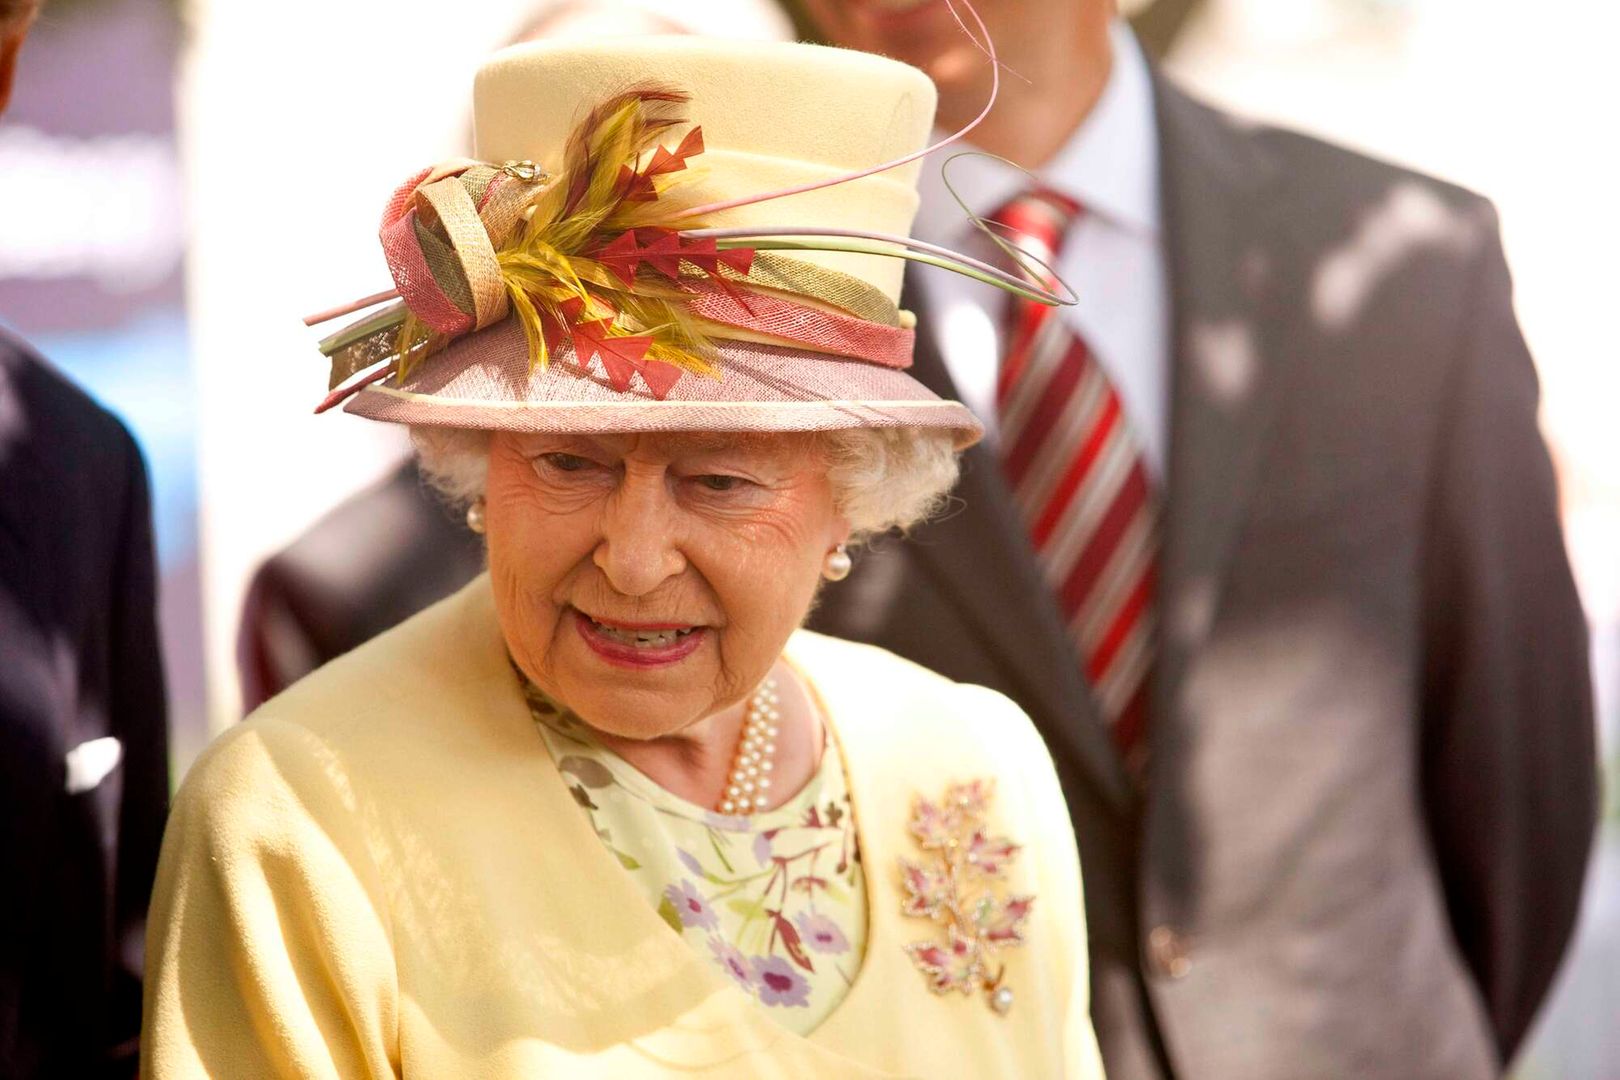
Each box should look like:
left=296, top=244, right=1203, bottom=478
left=466, top=497, right=487, bottom=534
left=822, top=543, right=851, bottom=582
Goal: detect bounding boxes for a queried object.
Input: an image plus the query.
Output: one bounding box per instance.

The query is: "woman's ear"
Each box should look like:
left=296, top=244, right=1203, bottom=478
left=829, top=514, right=852, bottom=550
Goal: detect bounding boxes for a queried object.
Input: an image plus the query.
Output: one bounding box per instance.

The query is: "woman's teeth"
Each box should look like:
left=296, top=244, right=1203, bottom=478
left=589, top=621, right=695, bottom=648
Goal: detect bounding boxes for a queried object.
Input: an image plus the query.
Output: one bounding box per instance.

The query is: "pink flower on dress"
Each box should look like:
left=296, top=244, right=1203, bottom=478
left=751, top=955, right=812, bottom=1008
left=663, top=880, right=718, bottom=931
left=794, top=911, right=850, bottom=955
left=709, top=937, right=755, bottom=992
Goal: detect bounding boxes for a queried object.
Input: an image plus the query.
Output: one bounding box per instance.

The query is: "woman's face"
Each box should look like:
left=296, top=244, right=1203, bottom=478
left=484, top=430, right=850, bottom=741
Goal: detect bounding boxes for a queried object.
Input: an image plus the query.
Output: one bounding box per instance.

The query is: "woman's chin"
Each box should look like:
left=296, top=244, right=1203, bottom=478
left=560, top=686, right=705, bottom=744
left=548, top=645, right=720, bottom=742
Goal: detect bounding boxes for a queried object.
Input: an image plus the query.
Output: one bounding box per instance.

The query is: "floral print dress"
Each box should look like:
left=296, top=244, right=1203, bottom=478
left=522, top=684, right=868, bottom=1035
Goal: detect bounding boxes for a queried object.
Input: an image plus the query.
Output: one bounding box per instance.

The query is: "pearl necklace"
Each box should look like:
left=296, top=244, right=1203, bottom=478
left=717, top=676, right=780, bottom=816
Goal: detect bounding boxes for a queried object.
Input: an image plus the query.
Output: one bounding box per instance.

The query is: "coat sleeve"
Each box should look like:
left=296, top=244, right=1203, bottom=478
left=1054, top=792, right=1108, bottom=1080
left=108, top=423, right=170, bottom=1062
left=969, top=686, right=1107, bottom=1080
left=1418, top=200, right=1598, bottom=1063
left=141, top=718, right=399, bottom=1080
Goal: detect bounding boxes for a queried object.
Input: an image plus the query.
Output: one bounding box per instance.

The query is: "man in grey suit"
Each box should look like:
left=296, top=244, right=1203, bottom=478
left=793, top=1, right=1599, bottom=1077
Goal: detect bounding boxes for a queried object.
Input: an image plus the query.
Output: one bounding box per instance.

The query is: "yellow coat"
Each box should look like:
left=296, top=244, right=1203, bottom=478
left=143, top=577, right=1104, bottom=1079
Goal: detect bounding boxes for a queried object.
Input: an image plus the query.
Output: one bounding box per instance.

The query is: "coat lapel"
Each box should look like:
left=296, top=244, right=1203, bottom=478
left=1150, top=72, right=1294, bottom=714
left=903, top=302, right=1137, bottom=814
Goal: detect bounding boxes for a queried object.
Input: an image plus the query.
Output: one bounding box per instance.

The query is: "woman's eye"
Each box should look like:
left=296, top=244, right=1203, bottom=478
left=541, top=452, right=591, bottom=473
left=696, top=474, right=746, bottom=492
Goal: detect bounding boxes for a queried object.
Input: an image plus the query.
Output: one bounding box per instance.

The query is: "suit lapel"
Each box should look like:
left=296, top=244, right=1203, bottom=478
left=904, top=303, right=1138, bottom=814
left=893, top=73, right=1296, bottom=813
left=1150, top=73, right=1294, bottom=713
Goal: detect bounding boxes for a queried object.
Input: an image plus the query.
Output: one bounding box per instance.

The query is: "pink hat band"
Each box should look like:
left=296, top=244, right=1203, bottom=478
left=345, top=316, right=980, bottom=447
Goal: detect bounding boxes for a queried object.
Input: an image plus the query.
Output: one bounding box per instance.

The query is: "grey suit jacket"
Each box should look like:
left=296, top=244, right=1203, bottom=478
left=810, top=73, right=1598, bottom=1079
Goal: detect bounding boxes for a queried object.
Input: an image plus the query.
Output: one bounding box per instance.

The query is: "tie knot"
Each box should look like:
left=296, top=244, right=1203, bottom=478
left=986, top=187, right=1083, bottom=263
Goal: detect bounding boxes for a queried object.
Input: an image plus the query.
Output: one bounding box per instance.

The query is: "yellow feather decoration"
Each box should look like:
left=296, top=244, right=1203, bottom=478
left=492, top=83, right=729, bottom=380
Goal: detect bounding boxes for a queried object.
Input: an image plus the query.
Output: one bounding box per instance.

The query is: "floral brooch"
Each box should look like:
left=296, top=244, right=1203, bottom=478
left=899, top=780, right=1033, bottom=1015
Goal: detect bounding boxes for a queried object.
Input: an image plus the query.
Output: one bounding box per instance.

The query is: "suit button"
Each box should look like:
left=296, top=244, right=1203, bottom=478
left=1147, top=926, right=1191, bottom=979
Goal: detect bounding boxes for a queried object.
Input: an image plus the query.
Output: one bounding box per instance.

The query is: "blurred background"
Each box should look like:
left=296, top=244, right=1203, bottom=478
left=1, top=0, right=1613, bottom=1073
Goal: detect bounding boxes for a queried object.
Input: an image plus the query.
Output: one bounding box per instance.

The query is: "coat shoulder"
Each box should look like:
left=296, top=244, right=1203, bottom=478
left=244, top=576, right=504, bottom=750
left=175, top=578, right=513, bottom=866
left=1, top=329, right=135, bottom=456
left=1260, top=123, right=1484, bottom=212
left=0, top=328, right=145, bottom=511
left=787, top=629, right=1057, bottom=784
left=1159, top=75, right=1494, bottom=228
left=789, top=628, right=1022, bottom=709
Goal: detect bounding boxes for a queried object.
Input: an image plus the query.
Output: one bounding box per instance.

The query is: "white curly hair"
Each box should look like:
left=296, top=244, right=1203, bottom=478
left=410, top=425, right=960, bottom=543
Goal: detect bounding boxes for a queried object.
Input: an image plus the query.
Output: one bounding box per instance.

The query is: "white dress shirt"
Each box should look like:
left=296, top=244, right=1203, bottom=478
left=912, top=21, right=1170, bottom=479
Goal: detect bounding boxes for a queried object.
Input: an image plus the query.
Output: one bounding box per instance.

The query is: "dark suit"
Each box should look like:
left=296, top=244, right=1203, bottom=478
left=809, top=74, right=1597, bottom=1078
left=0, top=330, right=170, bottom=1079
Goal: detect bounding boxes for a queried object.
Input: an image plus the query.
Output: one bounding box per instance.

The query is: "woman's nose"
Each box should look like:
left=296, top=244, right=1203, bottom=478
left=592, top=473, right=686, bottom=597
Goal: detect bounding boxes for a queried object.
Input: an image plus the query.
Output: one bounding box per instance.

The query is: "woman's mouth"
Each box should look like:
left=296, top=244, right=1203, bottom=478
left=573, top=609, right=707, bottom=668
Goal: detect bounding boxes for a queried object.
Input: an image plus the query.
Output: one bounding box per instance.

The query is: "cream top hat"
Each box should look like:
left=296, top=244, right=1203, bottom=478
left=475, top=38, right=933, bottom=301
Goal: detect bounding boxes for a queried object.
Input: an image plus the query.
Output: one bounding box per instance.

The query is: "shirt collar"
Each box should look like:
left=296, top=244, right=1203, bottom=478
left=914, top=20, right=1160, bottom=245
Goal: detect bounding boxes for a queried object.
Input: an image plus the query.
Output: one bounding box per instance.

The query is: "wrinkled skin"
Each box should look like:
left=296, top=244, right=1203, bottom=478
left=485, top=430, right=850, bottom=806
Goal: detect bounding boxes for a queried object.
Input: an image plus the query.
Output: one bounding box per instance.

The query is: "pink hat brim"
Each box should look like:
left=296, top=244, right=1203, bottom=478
left=346, top=318, right=983, bottom=449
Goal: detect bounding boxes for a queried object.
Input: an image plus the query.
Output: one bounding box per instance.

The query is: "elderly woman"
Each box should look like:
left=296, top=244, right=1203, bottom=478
left=143, top=36, right=1103, bottom=1080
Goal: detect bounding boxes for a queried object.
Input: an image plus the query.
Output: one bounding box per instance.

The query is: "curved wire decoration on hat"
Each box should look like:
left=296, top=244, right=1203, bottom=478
left=306, top=0, right=1073, bottom=413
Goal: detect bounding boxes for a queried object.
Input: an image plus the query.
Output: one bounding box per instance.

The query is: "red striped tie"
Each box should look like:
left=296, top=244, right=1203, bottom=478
left=990, top=189, right=1159, bottom=756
